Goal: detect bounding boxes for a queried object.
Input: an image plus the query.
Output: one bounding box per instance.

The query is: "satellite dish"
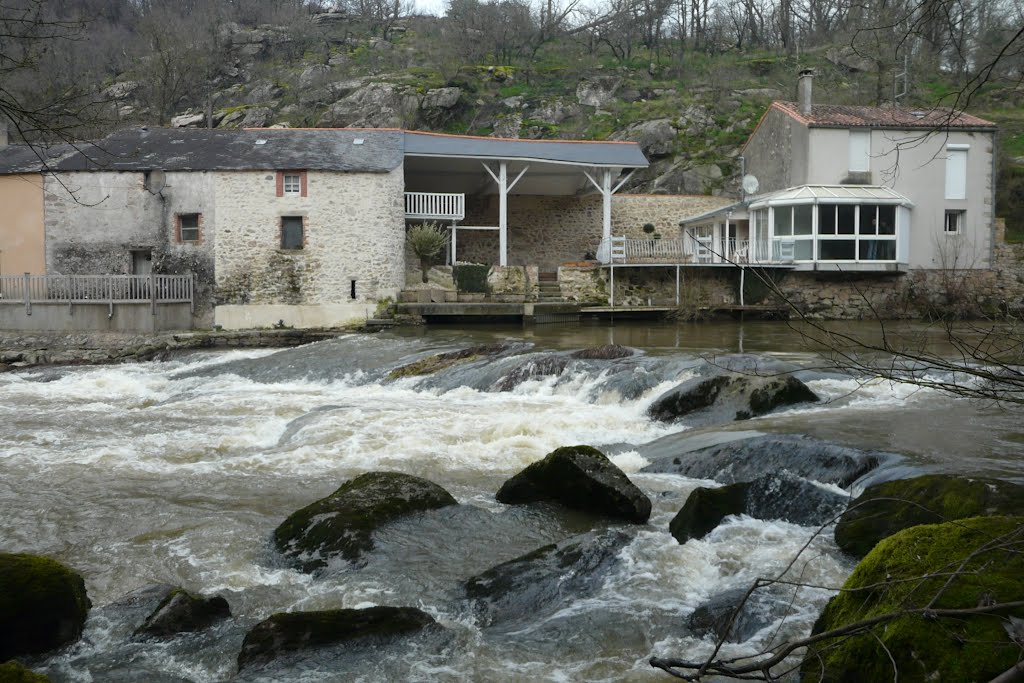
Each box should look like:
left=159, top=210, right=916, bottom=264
left=146, top=169, right=166, bottom=194
left=742, top=174, right=759, bottom=195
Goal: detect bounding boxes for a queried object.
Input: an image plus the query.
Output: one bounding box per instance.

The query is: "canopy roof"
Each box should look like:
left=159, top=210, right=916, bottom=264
left=748, top=184, right=914, bottom=208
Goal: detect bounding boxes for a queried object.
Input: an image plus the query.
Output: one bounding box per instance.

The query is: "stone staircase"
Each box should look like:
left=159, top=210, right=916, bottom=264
left=536, top=272, right=562, bottom=301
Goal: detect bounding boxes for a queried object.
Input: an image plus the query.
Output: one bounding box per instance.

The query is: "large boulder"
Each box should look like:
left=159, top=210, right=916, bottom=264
left=647, top=373, right=819, bottom=426
left=640, top=434, right=886, bottom=488
left=465, top=529, right=632, bottom=626
left=237, top=606, right=437, bottom=671
left=273, top=472, right=458, bottom=571
left=576, top=76, right=622, bottom=107
left=612, top=119, right=678, bottom=158
left=496, top=445, right=652, bottom=523
left=669, top=473, right=849, bottom=543
left=0, top=662, right=50, bottom=682
left=834, top=474, right=1024, bottom=558
left=570, top=344, right=634, bottom=360
left=0, top=553, right=91, bottom=659
left=318, top=82, right=418, bottom=128
left=493, top=354, right=570, bottom=391
left=802, top=516, right=1024, bottom=682
left=133, top=587, right=231, bottom=639
left=687, top=588, right=792, bottom=643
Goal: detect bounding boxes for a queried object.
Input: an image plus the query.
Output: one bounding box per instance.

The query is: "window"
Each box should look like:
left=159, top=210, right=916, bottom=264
left=276, top=170, right=307, bottom=197
left=945, top=210, right=964, bottom=234
left=281, top=216, right=304, bottom=250
left=945, top=145, right=968, bottom=200
left=849, top=130, right=870, bottom=172
left=177, top=213, right=201, bottom=243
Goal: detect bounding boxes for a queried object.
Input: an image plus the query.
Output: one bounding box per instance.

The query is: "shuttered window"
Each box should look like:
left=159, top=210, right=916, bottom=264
left=945, top=146, right=968, bottom=200
left=848, top=130, right=870, bottom=172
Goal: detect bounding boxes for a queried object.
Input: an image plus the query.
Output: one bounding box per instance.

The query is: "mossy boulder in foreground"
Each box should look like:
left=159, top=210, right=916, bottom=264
left=133, top=587, right=231, bottom=639
left=0, top=661, right=51, bottom=682
left=646, top=373, right=819, bottom=425
left=0, top=553, right=91, bottom=659
left=834, top=474, right=1024, bottom=557
left=802, top=516, right=1024, bottom=683
left=496, top=445, right=652, bottom=523
left=273, top=471, right=458, bottom=571
left=236, top=606, right=437, bottom=671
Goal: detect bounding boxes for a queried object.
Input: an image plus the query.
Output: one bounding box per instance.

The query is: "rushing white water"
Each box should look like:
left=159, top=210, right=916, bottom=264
left=0, top=326, right=1015, bottom=682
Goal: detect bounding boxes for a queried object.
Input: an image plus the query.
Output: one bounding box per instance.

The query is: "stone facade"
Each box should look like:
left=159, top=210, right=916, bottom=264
left=44, top=171, right=217, bottom=325
left=454, top=193, right=731, bottom=270
left=214, top=168, right=406, bottom=315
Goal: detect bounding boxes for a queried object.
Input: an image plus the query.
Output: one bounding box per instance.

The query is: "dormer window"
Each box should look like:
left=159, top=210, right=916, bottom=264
left=276, top=170, right=307, bottom=197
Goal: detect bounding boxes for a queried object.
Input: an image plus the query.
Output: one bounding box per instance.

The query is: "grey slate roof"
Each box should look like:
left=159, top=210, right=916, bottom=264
left=0, top=128, right=647, bottom=174
left=404, top=131, right=649, bottom=167
left=45, top=128, right=404, bottom=173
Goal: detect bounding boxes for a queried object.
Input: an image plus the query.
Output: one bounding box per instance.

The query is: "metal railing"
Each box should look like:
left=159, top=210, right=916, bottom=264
left=601, top=237, right=780, bottom=265
left=0, top=273, right=194, bottom=316
left=404, top=192, right=466, bottom=221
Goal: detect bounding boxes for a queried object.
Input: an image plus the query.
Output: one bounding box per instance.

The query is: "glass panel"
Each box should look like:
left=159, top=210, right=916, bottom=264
left=794, top=205, right=813, bottom=235
left=861, top=240, right=895, bottom=261
left=837, top=205, right=856, bottom=234
left=794, top=239, right=813, bottom=260
left=284, top=174, right=301, bottom=194
left=773, top=207, right=793, bottom=236
left=878, top=205, right=896, bottom=234
left=281, top=217, right=304, bottom=249
left=819, top=239, right=855, bottom=260
left=859, top=205, right=878, bottom=234
left=818, top=205, right=837, bottom=234
left=179, top=214, right=200, bottom=242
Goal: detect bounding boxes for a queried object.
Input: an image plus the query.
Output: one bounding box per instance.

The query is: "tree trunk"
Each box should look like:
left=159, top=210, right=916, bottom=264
left=421, top=258, right=431, bottom=283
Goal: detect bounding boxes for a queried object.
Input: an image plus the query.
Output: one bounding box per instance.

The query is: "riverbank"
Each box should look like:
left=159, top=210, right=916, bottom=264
left=0, top=328, right=351, bottom=370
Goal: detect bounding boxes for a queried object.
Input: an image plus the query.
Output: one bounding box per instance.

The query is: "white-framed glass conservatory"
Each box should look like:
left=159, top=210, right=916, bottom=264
left=748, top=185, right=913, bottom=266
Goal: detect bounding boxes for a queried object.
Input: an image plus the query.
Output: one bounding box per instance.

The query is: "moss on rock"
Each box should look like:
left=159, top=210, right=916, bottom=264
left=0, top=661, right=52, bottom=682
left=236, top=606, right=437, bottom=671
left=0, top=553, right=91, bottom=659
left=669, top=483, right=749, bottom=543
left=273, top=471, right=458, bottom=572
left=802, top=516, right=1024, bottom=683
left=387, top=343, right=510, bottom=379
left=495, top=445, right=652, bottom=523
left=834, top=474, right=1024, bottom=557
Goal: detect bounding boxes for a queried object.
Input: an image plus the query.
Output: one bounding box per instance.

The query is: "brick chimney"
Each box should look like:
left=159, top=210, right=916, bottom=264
left=797, top=69, right=814, bottom=116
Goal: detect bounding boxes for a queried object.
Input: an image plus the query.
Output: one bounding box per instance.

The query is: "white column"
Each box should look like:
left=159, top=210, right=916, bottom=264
left=451, top=224, right=458, bottom=264
left=499, top=161, right=508, bottom=267
left=602, top=169, right=612, bottom=242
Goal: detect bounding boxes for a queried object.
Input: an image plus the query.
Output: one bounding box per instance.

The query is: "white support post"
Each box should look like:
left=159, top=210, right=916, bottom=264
left=451, top=224, right=458, bottom=264
left=675, top=265, right=680, bottom=305
left=498, top=161, right=508, bottom=267
left=740, top=267, right=746, bottom=307
left=610, top=265, right=615, bottom=307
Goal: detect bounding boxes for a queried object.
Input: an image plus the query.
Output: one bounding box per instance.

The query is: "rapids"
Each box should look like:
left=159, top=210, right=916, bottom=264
left=2, top=321, right=1022, bottom=681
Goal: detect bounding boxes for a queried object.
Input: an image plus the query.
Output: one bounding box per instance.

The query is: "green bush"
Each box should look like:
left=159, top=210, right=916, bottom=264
left=453, top=265, right=490, bottom=293
left=407, top=222, right=448, bottom=283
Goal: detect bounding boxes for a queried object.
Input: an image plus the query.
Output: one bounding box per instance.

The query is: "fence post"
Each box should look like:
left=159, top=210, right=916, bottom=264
left=23, top=272, right=31, bottom=316
left=67, top=275, right=73, bottom=315
left=108, top=276, right=114, bottom=319
left=189, top=272, right=194, bottom=314
left=150, top=272, right=157, bottom=316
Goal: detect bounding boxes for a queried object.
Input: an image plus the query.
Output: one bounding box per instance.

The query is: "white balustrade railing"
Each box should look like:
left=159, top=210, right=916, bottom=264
left=404, top=192, right=466, bottom=221
left=0, top=274, right=194, bottom=313
left=599, top=237, right=778, bottom=265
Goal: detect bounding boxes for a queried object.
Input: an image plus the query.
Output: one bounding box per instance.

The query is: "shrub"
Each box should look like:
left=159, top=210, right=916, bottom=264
left=407, top=222, right=448, bottom=283
left=453, top=264, right=490, bottom=293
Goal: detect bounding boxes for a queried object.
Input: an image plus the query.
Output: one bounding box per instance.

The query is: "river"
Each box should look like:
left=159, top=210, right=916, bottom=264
left=2, top=320, right=1021, bottom=681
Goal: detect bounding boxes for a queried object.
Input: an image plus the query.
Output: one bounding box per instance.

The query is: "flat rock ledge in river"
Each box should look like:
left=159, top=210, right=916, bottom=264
left=570, top=344, right=635, bottom=360
left=669, top=473, right=848, bottom=543
left=236, top=606, right=438, bottom=671
left=273, top=472, right=458, bottom=572
left=834, top=474, right=1024, bottom=558
left=133, top=587, right=231, bottom=639
left=0, top=553, right=91, bottom=659
left=640, top=434, right=884, bottom=488
left=802, top=516, right=1024, bottom=682
left=387, top=343, right=514, bottom=379
left=646, top=373, right=819, bottom=426
left=496, top=445, right=652, bottom=523
left=465, top=528, right=633, bottom=626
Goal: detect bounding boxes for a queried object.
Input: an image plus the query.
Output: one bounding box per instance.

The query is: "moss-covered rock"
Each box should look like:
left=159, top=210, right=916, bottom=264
left=273, top=471, right=458, bottom=571
left=133, top=588, right=231, bottom=639
left=570, top=344, right=634, bottom=360
left=834, top=474, right=1024, bottom=558
left=0, top=661, right=51, bottom=682
left=802, top=516, right=1024, bottom=683
left=236, top=606, right=437, bottom=671
left=0, top=553, right=91, bottom=659
left=387, top=343, right=510, bottom=379
left=496, top=445, right=652, bottom=523
left=646, top=373, right=818, bottom=425
left=669, top=473, right=848, bottom=543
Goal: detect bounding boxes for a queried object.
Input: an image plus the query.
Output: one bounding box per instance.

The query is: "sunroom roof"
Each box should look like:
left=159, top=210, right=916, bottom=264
left=749, top=184, right=914, bottom=208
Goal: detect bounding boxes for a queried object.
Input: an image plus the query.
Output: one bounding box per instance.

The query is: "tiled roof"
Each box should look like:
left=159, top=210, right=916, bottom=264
left=772, top=101, right=996, bottom=129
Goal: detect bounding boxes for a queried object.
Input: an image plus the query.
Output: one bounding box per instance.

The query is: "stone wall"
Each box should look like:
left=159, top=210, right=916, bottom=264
left=44, top=171, right=216, bottom=325
left=454, top=193, right=731, bottom=270
left=214, top=168, right=406, bottom=313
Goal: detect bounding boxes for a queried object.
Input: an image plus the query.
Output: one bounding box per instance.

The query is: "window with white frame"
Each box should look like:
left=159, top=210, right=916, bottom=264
left=282, top=173, right=301, bottom=196
left=945, top=145, right=968, bottom=200
left=944, top=210, right=964, bottom=234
